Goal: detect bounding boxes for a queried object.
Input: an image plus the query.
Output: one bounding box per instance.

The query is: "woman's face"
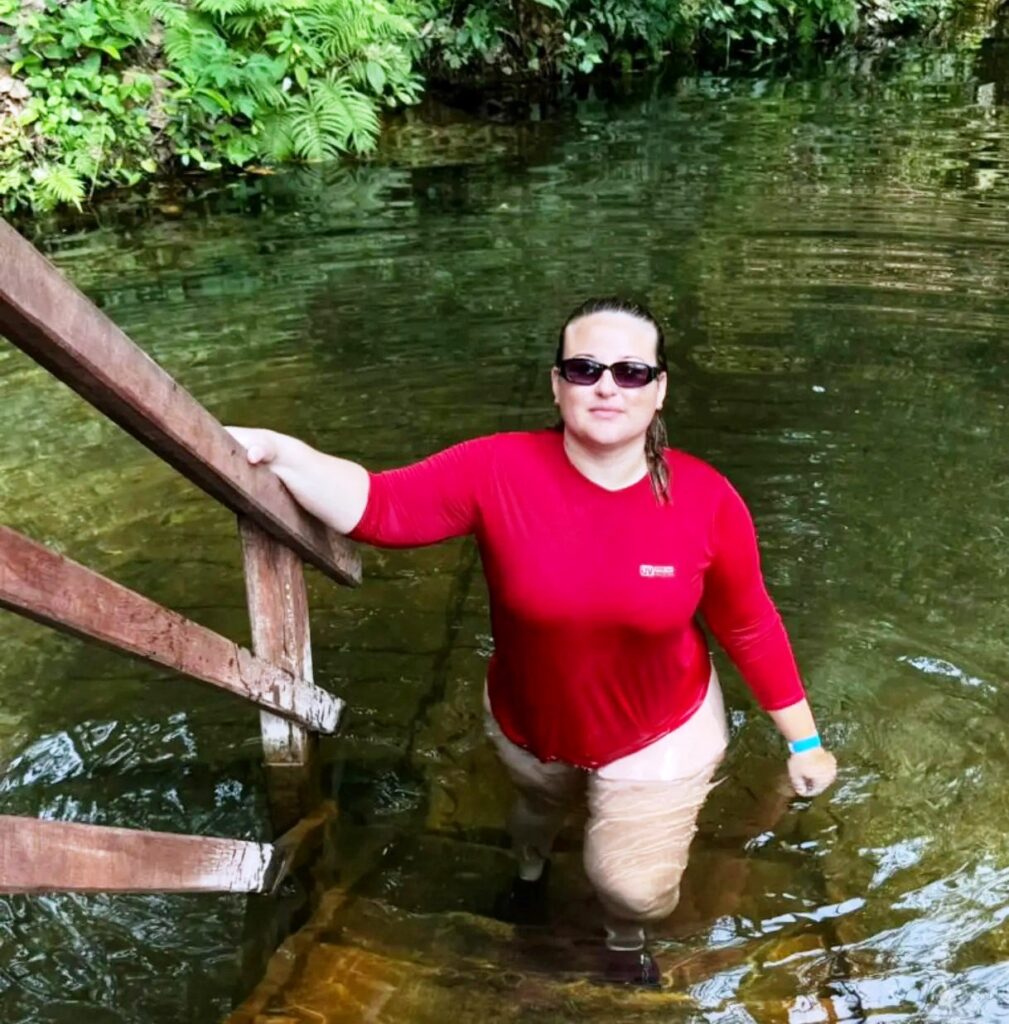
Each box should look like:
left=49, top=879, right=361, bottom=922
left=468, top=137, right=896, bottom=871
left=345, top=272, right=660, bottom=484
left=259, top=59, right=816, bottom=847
left=552, top=311, right=667, bottom=450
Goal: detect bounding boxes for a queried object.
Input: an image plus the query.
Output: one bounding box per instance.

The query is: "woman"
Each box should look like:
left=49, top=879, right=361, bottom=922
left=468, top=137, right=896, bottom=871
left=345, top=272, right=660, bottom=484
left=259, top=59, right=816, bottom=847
left=228, top=297, right=837, bottom=987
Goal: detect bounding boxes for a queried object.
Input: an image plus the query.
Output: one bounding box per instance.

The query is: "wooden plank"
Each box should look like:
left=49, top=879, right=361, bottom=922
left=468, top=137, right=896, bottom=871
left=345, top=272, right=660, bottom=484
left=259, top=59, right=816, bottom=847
left=0, top=218, right=361, bottom=588
left=241, top=519, right=320, bottom=834
left=0, top=524, right=344, bottom=734
left=0, top=816, right=277, bottom=893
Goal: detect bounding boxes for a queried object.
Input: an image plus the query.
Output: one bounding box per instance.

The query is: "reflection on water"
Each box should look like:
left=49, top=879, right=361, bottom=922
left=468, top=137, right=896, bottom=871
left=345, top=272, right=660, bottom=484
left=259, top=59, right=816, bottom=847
left=3, top=44, right=1009, bottom=1023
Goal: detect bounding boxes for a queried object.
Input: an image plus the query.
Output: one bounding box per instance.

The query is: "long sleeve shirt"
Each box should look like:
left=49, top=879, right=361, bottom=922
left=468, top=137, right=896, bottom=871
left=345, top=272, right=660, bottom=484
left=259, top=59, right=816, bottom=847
left=350, top=430, right=806, bottom=768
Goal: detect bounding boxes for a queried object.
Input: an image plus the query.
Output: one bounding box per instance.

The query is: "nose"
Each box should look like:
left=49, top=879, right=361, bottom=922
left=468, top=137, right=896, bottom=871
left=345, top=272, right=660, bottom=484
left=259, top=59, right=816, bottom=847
left=593, top=368, right=618, bottom=396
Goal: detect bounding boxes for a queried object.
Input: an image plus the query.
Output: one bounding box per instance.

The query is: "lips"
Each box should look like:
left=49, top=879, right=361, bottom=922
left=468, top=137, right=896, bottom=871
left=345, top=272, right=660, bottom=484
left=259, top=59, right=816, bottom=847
left=589, top=408, right=623, bottom=417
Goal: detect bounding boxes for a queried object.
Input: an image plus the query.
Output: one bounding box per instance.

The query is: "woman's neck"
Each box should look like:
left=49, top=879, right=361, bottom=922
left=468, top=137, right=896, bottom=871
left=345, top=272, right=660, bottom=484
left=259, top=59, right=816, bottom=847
left=562, top=431, right=648, bottom=491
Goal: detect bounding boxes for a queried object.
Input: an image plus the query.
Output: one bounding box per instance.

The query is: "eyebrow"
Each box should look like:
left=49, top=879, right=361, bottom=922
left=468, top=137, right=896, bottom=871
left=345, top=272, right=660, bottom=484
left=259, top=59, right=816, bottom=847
left=569, top=353, right=650, bottom=361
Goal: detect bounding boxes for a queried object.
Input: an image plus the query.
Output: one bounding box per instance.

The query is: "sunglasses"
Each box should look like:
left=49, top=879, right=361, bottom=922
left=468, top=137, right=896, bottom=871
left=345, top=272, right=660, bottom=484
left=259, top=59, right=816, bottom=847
left=556, top=358, right=662, bottom=389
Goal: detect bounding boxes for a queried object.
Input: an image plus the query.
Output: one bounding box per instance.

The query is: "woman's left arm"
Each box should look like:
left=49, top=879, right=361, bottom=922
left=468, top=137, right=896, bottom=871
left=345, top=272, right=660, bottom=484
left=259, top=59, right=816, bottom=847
left=700, top=481, right=837, bottom=798
left=767, top=701, right=837, bottom=798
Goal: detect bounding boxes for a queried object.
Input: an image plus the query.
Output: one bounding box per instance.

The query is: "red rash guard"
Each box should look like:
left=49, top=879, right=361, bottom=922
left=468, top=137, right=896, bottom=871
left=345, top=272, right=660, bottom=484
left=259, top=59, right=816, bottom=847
left=350, top=430, right=806, bottom=768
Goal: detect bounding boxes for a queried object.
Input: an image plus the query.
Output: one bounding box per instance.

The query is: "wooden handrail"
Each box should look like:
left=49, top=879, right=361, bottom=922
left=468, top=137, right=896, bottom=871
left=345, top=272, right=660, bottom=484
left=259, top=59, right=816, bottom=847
left=0, top=219, right=361, bottom=587
left=0, top=525, right=343, bottom=734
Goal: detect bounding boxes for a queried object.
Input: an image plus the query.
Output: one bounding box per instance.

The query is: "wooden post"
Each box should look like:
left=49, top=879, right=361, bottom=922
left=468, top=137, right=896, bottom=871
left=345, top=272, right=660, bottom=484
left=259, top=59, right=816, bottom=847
left=0, top=817, right=280, bottom=894
left=240, top=519, right=321, bottom=835
left=233, top=800, right=340, bottom=1001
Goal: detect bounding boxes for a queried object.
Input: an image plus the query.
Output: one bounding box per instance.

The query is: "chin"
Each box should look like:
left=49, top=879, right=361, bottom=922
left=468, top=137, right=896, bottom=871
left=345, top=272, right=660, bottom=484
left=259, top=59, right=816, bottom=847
left=575, top=419, right=641, bottom=448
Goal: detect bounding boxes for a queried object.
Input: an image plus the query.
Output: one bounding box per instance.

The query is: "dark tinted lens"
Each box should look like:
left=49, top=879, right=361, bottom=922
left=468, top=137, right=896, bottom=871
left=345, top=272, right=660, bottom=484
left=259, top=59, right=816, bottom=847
left=560, top=358, right=604, bottom=384
left=611, top=362, right=655, bottom=388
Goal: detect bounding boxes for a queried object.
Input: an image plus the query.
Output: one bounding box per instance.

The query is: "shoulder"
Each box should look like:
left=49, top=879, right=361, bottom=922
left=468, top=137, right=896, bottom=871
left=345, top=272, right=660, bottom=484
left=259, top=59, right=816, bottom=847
left=664, top=449, right=746, bottom=524
left=422, top=431, right=559, bottom=482
left=663, top=448, right=732, bottom=493
left=465, top=429, right=561, bottom=464
left=423, top=431, right=538, bottom=460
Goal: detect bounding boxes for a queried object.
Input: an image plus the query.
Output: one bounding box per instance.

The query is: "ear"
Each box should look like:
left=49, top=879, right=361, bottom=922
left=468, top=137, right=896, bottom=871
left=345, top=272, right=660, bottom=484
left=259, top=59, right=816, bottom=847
left=655, top=370, right=668, bottom=411
left=551, top=366, right=561, bottom=406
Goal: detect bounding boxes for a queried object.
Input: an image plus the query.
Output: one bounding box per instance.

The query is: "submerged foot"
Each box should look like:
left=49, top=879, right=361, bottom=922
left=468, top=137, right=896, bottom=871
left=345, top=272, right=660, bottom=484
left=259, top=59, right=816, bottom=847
left=600, top=946, right=662, bottom=988
left=494, top=860, right=551, bottom=926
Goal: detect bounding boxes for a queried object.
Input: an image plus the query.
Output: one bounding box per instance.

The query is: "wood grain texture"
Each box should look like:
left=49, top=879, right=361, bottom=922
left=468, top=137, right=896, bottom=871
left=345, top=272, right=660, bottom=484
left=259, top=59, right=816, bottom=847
left=241, top=519, right=322, bottom=834
left=0, top=816, right=276, bottom=893
left=0, top=524, right=344, bottom=733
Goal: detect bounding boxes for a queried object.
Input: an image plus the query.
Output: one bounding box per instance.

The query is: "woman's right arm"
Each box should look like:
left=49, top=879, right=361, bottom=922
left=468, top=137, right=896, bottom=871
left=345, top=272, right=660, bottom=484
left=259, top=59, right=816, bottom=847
left=226, top=427, right=369, bottom=536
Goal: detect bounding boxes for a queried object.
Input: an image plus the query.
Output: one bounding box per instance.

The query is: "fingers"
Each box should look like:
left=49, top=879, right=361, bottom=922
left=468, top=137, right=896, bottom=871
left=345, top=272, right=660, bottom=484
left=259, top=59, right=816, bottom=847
left=794, top=773, right=832, bottom=797
left=224, top=426, right=273, bottom=466
left=792, top=771, right=825, bottom=798
left=786, top=750, right=837, bottom=799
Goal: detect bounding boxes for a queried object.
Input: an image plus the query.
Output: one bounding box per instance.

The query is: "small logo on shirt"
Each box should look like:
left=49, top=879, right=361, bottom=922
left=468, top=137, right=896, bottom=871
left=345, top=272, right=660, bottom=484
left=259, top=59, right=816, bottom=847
left=639, top=564, right=676, bottom=578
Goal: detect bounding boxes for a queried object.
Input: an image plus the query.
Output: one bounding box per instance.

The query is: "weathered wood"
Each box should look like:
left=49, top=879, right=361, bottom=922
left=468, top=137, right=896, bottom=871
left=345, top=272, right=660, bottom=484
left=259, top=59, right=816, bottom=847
left=0, top=816, right=277, bottom=893
left=240, top=519, right=320, bottom=834
left=272, top=800, right=337, bottom=878
left=0, top=218, right=361, bottom=587
left=0, top=524, right=344, bottom=733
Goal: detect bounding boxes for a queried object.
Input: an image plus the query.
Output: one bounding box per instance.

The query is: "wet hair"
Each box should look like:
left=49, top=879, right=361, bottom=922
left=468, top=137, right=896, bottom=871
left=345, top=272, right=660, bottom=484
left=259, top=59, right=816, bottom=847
left=555, top=297, right=670, bottom=502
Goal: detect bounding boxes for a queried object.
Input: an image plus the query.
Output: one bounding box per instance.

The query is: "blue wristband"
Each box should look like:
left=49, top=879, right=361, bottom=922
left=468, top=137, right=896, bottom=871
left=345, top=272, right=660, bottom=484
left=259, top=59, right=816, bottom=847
left=788, top=733, right=822, bottom=755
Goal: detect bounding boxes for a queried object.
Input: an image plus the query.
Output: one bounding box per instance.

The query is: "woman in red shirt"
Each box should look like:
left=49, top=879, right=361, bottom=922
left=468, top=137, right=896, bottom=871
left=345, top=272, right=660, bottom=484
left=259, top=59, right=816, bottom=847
left=228, top=297, right=837, bottom=986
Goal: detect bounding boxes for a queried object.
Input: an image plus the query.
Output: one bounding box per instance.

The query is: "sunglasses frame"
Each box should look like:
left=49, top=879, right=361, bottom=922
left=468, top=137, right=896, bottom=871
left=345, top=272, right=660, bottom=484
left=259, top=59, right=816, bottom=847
left=556, top=357, right=662, bottom=389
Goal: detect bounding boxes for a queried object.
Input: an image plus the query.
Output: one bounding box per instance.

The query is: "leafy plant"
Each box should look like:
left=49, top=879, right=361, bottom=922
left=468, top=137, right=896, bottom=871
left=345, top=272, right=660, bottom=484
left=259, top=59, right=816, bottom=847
left=414, top=0, right=956, bottom=77
left=415, top=0, right=690, bottom=78
left=140, top=0, right=423, bottom=169
left=697, top=0, right=859, bottom=53
left=0, top=0, right=423, bottom=213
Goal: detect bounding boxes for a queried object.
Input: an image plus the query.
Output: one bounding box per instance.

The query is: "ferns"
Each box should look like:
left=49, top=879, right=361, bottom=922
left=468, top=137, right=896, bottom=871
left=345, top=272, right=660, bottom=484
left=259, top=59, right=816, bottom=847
left=109, top=6, right=154, bottom=41
left=150, top=0, right=419, bottom=168
left=299, top=7, right=370, bottom=60
left=32, top=164, right=87, bottom=210
left=162, top=23, right=231, bottom=67
left=241, top=54, right=288, bottom=105
left=226, top=14, right=264, bottom=37
left=258, top=111, right=296, bottom=162
left=138, top=0, right=188, bottom=28
left=282, top=78, right=382, bottom=160
left=192, top=0, right=250, bottom=15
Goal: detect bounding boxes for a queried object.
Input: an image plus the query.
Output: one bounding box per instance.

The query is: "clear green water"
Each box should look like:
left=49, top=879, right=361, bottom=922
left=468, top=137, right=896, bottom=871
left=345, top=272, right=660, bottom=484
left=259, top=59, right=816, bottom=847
left=3, top=44, right=1009, bottom=1023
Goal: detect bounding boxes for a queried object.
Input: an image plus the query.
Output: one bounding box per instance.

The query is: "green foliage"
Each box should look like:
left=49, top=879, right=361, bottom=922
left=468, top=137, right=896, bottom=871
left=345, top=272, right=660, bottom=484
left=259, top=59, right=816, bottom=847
left=415, top=0, right=959, bottom=77
left=0, top=0, right=422, bottom=212
left=696, top=0, right=859, bottom=52
left=147, top=0, right=421, bottom=170
left=281, top=78, right=383, bottom=158
left=0, top=0, right=152, bottom=210
left=415, top=0, right=689, bottom=78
